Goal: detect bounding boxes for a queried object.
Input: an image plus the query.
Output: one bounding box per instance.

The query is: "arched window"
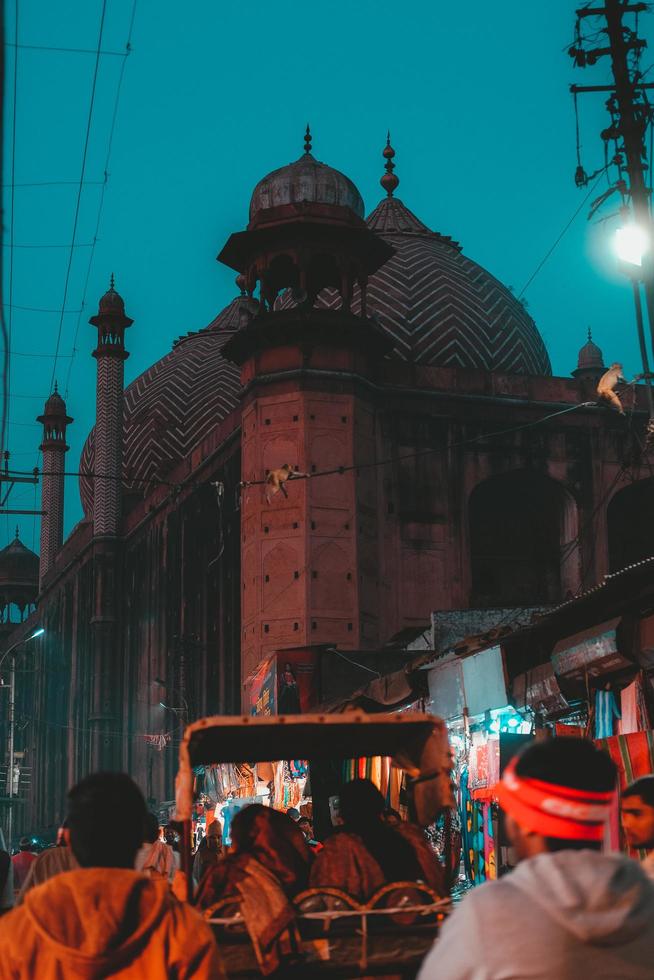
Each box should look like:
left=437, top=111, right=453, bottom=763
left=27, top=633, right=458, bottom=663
left=469, top=471, right=578, bottom=607
left=607, top=478, right=654, bottom=572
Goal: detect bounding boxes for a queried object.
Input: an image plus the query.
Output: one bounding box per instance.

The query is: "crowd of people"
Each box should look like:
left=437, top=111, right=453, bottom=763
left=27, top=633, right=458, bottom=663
left=0, top=738, right=653, bottom=977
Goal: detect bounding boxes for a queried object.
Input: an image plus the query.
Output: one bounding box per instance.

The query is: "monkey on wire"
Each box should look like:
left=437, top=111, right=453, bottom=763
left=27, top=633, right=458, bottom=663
left=597, top=362, right=629, bottom=415
left=265, top=463, right=310, bottom=504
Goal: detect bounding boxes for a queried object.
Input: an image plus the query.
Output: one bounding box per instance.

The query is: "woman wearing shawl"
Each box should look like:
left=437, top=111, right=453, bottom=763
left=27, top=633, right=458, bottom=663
left=196, top=804, right=310, bottom=975
left=310, top=779, right=446, bottom=903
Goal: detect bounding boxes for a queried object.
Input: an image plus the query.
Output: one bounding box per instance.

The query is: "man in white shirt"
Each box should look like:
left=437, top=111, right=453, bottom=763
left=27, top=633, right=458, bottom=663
left=621, top=775, right=654, bottom=880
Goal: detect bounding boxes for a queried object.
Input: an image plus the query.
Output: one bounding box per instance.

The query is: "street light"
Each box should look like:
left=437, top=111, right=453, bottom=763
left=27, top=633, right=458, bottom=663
left=153, top=678, right=189, bottom=720
left=0, top=627, right=45, bottom=848
left=614, top=222, right=650, bottom=267
left=613, top=211, right=654, bottom=419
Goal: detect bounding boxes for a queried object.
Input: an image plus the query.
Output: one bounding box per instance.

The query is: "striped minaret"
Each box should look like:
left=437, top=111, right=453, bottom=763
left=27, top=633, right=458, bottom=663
left=37, top=383, right=72, bottom=587
left=89, top=275, right=133, bottom=537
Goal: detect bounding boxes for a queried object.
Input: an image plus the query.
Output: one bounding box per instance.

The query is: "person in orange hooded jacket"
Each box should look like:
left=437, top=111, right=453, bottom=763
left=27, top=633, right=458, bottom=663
left=0, top=772, right=224, bottom=979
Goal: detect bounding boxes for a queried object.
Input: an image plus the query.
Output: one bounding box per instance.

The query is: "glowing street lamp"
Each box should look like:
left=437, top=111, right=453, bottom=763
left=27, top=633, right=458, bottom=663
left=614, top=221, right=650, bottom=268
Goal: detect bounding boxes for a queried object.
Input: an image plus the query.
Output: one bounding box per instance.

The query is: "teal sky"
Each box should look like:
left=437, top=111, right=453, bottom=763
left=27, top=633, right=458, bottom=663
left=2, top=0, right=652, bottom=547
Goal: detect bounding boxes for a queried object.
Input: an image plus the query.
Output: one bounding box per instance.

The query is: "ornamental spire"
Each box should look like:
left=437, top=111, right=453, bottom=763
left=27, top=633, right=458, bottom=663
left=304, top=123, right=312, bottom=155
left=380, top=131, right=399, bottom=198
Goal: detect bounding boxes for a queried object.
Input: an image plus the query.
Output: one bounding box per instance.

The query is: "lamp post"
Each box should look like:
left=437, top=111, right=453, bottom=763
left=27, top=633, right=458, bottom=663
left=154, top=677, right=189, bottom=725
left=0, top=628, right=45, bottom=848
left=614, top=213, right=654, bottom=418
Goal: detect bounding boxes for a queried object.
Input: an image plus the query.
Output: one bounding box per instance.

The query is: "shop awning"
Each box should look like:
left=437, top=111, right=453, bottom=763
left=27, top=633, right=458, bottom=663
left=174, top=711, right=454, bottom=825
left=512, top=662, right=568, bottom=716
left=551, top=618, right=632, bottom=681
left=426, top=645, right=510, bottom=721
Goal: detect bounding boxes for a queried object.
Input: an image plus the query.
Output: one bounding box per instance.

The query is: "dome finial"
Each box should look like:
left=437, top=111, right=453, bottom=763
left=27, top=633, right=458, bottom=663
left=14, top=525, right=19, bottom=540
left=110, top=272, right=115, bottom=291
left=304, top=123, right=312, bottom=155
left=54, top=380, right=58, bottom=394
left=381, top=132, right=399, bottom=198
left=588, top=326, right=592, bottom=342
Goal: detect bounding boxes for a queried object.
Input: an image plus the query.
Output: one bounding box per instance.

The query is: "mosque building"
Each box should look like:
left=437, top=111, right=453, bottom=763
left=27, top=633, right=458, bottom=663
left=1, top=131, right=651, bottom=831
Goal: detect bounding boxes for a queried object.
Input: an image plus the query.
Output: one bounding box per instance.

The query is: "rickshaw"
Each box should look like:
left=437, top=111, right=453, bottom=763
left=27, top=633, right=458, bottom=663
left=175, top=711, right=454, bottom=978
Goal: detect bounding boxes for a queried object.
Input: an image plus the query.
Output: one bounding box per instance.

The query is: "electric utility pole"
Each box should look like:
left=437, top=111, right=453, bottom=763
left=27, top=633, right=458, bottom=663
left=570, top=1, right=654, bottom=384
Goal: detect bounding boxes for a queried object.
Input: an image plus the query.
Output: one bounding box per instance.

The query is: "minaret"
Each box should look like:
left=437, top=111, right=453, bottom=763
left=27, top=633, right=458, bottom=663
left=88, top=275, right=132, bottom=771
left=37, top=383, right=72, bottom=586
left=89, top=275, right=133, bottom=536
left=572, top=328, right=606, bottom=382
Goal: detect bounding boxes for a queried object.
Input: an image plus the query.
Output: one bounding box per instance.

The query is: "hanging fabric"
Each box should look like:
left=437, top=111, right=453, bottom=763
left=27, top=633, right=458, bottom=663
left=594, top=689, right=621, bottom=739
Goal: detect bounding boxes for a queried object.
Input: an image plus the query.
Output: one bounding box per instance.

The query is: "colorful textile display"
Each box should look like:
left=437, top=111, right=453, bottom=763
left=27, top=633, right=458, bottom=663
left=619, top=673, right=652, bottom=735
left=594, top=690, right=621, bottom=739
left=596, top=730, right=654, bottom=853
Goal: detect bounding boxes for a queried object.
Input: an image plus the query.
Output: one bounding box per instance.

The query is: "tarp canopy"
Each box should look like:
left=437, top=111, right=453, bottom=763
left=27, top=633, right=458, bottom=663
left=175, top=711, right=453, bottom=825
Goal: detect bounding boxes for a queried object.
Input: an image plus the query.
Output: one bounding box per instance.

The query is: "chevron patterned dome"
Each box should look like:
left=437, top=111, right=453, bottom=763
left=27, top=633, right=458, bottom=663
left=279, top=195, right=551, bottom=375
left=79, top=294, right=249, bottom=516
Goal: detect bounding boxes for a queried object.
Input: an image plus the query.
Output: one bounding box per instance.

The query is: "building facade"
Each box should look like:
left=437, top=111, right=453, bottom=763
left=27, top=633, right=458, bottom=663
left=2, top=133, right=653, bottom=835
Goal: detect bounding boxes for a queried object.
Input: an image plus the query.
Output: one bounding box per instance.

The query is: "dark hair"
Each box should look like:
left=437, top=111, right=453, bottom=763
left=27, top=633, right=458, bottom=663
left=67, top=772, right=147, bottom=868
left=143, top=811, right=160, bottom=845
left=339, top=780, right=423, bottom=882
left=623, top=775, right=654, bottom=807
left=230, top=804, right=310, bottom=896
left=514, top=738, right=616, bottom=852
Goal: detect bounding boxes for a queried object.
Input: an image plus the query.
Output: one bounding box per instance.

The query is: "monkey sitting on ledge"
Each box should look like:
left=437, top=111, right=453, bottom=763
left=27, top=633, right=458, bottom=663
left=265, top=464, right=310, bottom=504
left=597, top=363, right=628, bottom=416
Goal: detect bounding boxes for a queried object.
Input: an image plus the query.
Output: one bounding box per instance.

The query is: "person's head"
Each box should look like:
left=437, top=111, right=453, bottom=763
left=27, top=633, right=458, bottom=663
left=18, top=837, right=32, bottom=852
left=230, top=804, right=310, bottom=896
left=206, top=821, right=222, bottom=850
left=297, top=816, right=312, bottom=839
left=66, top=772, right=147, bottom=868
left=163, top=824, right=177, bottom=846
left=382, top=808, right=401, bottom=827
left=621, top=776, right=654, bottom=850
left=286, top=807, right=300, bottom=822
left=143, top=812, right=160, bottom=845
left=497, top=738, right=616, bottom=862
left=339, top=779, right=385, bottom=833
left=56, top=819, right=69, bottom=847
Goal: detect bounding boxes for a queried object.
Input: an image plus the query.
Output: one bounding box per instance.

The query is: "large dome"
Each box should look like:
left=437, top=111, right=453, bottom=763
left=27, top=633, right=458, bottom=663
left=279, top=194, right=551, bottom=375
left=249, top=130, right=364, bottom=224
left=79, top=293, right=250, bottom=516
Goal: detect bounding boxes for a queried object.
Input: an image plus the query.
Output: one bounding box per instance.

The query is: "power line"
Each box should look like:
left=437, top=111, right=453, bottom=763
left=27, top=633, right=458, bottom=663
left=2, top=0, right=19, bottom=544
left=6, top=401, right=603, bottom=493
left=2, top=303, right=82, bottom=313
left=64, top=0, right=138, bottom=397
left=48, top=0, right=108, bottom=395
left=6, top=41, right=127, bottom=57
left=239, top=402, right=598, bottom=489
left=8, top=349, right=74, bottom=358
left=1, top=179, right=105, bottom=187
left=517, top=170, right=606, bottom=298
left=1, top=241, right=94, bottom=249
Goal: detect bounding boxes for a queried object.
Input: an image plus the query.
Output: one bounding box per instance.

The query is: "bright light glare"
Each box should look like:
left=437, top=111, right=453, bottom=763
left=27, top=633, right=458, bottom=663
left=159, top=701, right=167, bottom=708
left=29, top=628, right=45, bottom=640
left=614, top=224, right=650, bottom=267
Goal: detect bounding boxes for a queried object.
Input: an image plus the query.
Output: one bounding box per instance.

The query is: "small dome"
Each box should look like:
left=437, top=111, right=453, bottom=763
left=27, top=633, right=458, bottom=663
left=249, top=127, right=364, bottom=224
left=0, top=532, right=39, bottom=608
left=576, top=329, right=605, bottom=372
left=42, top=383, right=68, bottom=418
left=98, top=274, right=126, bottom=315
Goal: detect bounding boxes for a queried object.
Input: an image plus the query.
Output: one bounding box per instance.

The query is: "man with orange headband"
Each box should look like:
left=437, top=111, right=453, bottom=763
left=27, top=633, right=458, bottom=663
left=418, top=738, right=654, bottom=979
